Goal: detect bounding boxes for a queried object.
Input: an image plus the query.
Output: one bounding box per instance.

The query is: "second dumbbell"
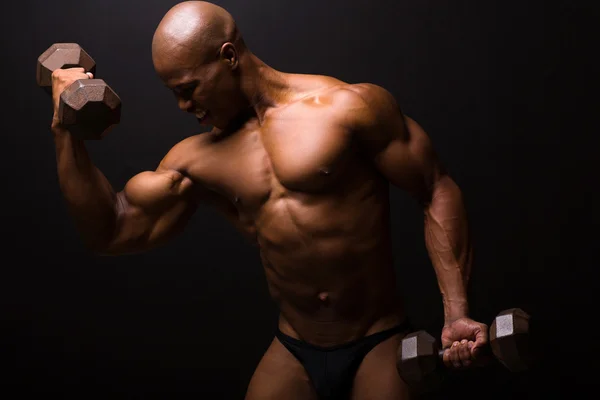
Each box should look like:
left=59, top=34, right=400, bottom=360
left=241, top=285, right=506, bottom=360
left=396, top=308, right=533, bottom=393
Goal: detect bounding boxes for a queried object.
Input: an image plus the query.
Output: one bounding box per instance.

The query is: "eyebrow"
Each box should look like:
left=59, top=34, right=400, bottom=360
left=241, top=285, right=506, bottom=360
left=165, top=80, right=197, bottom=93
left=174, top=80, right=198, bottom=91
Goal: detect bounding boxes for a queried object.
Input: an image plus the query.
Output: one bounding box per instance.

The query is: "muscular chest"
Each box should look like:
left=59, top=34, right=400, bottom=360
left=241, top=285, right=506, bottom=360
left=200, top=113, right=354, bottom=212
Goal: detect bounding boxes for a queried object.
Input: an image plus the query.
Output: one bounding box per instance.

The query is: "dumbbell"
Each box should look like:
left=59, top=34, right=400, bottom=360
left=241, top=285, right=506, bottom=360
left=37, top=43, right=121, bottom=139
left=396, top=308, right=533, bottom=393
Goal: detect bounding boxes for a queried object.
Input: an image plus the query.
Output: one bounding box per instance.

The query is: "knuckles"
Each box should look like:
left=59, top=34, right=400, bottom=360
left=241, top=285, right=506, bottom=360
left=51, top=67, right=86, bottom=85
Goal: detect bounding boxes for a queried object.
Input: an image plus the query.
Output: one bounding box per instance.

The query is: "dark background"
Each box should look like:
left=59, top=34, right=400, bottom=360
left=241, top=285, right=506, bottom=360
left=1, top=0, right=598, bottom=398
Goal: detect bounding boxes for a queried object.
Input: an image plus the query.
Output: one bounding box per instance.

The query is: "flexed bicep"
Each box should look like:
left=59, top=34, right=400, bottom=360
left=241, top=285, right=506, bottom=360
left=104, top=168, right=198, bottom=255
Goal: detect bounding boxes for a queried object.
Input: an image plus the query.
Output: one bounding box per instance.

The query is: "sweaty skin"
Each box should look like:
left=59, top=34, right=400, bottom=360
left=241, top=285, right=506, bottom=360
left=49, top=1, right=488, bottom=398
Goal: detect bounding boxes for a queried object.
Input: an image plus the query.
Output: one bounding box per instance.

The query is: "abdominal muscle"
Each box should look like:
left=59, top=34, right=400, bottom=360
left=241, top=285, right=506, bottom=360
left=254, top=191, right=406, bottom=347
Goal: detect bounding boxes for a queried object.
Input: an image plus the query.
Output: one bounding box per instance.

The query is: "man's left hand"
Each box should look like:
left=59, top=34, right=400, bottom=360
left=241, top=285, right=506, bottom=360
left=441, top=317, right=488, bottom=369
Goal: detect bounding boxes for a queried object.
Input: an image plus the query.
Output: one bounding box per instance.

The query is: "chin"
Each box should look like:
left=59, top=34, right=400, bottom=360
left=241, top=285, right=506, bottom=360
left=209, top=117, right=227, bottom=130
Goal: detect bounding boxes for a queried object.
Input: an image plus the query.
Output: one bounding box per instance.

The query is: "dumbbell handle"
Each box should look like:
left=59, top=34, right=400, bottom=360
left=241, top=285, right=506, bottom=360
left=436, top=341, right=493, bottom=361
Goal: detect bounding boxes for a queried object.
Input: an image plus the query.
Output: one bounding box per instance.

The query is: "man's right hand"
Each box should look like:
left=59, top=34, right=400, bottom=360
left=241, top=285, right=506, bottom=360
left=50, top=67, right=94, bottom=128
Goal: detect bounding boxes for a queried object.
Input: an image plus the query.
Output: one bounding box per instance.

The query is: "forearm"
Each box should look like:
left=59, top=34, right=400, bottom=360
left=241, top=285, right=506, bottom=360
left=424, top=174, right=473, bottom=322
left=53, top=126, right=118, bottom=250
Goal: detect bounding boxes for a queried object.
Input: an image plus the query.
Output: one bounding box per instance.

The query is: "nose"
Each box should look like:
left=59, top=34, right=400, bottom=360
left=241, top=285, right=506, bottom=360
left=177, top=97, right=194, bottom=113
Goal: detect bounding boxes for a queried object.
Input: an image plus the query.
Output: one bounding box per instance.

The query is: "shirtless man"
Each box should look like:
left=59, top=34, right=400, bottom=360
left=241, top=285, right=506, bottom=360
left=49, top=1, right=488, bottom=398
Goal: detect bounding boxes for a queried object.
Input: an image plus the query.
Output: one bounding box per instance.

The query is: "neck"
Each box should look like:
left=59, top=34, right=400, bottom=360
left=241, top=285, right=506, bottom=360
left=239, top=52, right=289, bottom=123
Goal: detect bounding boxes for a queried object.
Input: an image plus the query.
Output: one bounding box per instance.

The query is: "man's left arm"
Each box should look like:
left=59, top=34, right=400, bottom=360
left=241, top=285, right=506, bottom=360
left=346, top=83, right=487, bottom=368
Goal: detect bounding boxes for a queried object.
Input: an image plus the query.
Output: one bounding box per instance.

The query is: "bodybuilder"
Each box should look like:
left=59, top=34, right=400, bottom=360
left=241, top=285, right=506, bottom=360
left=49, top=1, right=488, bottom=398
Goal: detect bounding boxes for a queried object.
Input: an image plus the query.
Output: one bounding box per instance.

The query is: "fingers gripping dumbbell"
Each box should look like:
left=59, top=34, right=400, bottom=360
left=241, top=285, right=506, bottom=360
left=396, top=308, right=533, bottom=393
left=37, top=43, right=121, bottom=139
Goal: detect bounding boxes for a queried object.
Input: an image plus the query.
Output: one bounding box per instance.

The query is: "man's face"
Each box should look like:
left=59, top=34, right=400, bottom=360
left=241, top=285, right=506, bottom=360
left=154, top=49, right=243, bottom=130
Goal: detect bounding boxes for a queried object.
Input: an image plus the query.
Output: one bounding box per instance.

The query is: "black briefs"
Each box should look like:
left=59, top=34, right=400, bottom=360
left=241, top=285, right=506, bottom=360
left=275, top=320, right=410, bottom=400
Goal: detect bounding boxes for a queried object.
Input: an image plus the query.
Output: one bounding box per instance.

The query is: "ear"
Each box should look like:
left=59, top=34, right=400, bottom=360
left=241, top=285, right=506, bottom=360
left=219, top=42, right=238, bottom=70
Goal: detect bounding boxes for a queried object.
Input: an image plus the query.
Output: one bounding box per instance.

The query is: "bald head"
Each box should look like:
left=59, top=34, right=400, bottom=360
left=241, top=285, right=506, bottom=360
left=152, top=1, right=244, bottom=71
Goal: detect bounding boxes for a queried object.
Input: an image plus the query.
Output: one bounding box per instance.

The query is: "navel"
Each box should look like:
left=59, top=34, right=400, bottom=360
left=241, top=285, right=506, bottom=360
left=318, top=292, right=330, bottom=303
left=319, top=168, right=331, bottom=176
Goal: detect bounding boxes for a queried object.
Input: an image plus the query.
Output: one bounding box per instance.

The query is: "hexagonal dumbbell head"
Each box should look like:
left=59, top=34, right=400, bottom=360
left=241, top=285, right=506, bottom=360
left=396, top=330, right=443, bottom=392
left=490, top=308, right=533, bottom=372
left=36, top=43, right=96, bottom=92
left=59, top=79, right=121, bottom=139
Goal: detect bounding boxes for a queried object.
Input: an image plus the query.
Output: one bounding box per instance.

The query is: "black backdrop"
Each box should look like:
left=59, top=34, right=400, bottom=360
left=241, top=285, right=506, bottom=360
left=1, top=0, right=598, bottom=398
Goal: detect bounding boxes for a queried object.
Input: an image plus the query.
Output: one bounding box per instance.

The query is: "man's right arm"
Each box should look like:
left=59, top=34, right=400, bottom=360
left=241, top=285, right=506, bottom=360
left=53, top=127, right=198, bottom=255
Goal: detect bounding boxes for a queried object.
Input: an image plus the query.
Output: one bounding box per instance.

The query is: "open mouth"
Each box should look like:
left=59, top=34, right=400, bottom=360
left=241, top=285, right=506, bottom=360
left=196, top=109, right=209, bottom=123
